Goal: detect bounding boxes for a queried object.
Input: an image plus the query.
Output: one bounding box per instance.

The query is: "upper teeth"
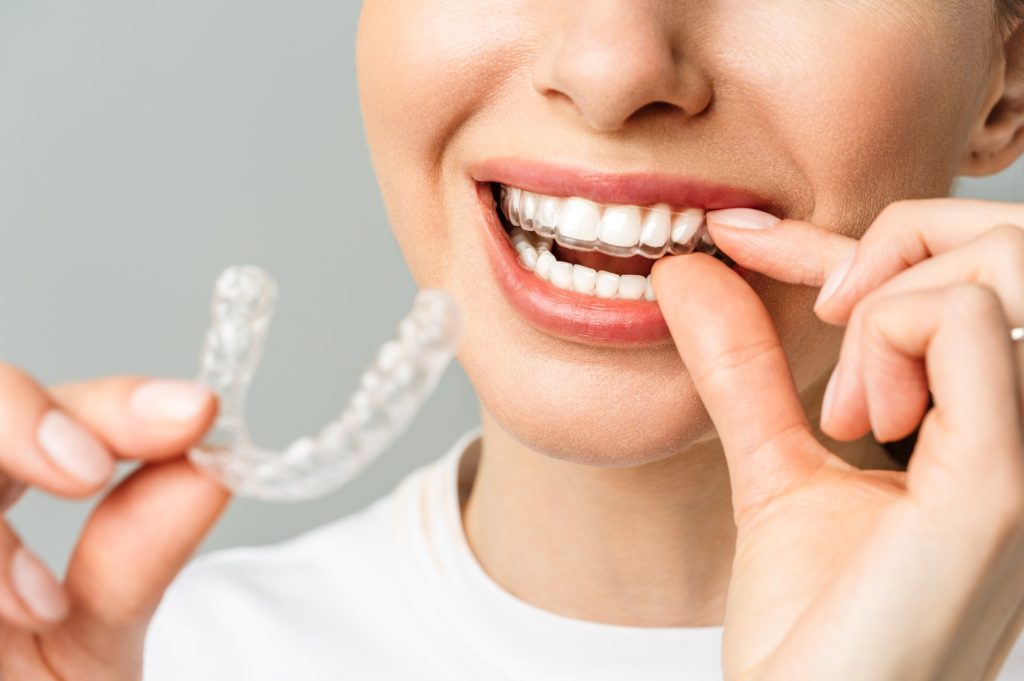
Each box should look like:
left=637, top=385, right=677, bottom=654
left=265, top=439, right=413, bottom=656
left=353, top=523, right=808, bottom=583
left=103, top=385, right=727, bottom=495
left=499, top=184, right=713, bottom=260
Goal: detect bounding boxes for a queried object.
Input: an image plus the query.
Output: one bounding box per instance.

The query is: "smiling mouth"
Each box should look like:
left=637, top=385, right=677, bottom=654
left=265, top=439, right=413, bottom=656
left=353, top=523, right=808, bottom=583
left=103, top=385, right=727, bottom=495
left=490, top=183, right=735, bottom=302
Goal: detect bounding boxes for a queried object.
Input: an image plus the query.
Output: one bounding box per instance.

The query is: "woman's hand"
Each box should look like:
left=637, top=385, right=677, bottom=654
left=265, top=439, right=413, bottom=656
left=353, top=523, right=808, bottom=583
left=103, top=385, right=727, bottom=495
left=650, top=198, right=1024, bottom=681
left=0, top=371, right=229, bottom=680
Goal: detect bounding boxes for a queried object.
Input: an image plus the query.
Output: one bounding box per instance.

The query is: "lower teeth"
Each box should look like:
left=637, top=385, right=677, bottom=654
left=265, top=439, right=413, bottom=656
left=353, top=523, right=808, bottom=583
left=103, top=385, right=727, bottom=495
left=509, top=228, right=657, bottom=301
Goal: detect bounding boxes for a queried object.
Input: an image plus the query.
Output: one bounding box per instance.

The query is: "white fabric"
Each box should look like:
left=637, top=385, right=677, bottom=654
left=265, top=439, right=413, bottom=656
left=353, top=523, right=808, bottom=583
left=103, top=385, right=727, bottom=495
left=144, top=428, right=1024, bottom=680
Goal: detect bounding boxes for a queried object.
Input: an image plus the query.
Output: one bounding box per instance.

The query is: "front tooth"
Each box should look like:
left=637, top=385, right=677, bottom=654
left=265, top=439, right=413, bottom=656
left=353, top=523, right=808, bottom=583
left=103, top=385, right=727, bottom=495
left=520, top=191, right=540, bottom=230
left=557, top=198, right=602, bottom=242
left=639, top=204, right=671, bottom=248
left=550, top=261, right=574, bottom=290
left=572, top=265, right=597, bottom=295
left=536, top=250, right=555, bottom=280
left=594, top=270, right=620, bottom=298
left=535, top=197, right=562, bottom=237
left=618, top=274, right=646, bottom=300
left=670, top=208, right=704, bottom=246
left=598, top=206, right=642, bottom=248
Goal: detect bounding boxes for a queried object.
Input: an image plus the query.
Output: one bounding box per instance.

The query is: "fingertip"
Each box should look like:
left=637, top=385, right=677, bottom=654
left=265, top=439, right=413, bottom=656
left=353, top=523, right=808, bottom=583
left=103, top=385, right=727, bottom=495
left=651, top=253, right=727, bottom=307
left=122, top=378, right=218, bottom=460
left=705, top=208, right=782, bottom=231
left=706, top=218, right=856, bottom=291
left=37, top=409, right=117, bottom=489
left=52, top=377, right=218, bottom=462
left=650, top=252, right=687, bottom=293
left=10, top=546, right=69, bottom=625
left=128, top=379, right=216, bottom=427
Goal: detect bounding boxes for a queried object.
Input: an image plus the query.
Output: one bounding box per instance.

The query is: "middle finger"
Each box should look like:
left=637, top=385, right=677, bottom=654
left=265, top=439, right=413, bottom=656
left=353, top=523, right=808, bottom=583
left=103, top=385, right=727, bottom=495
left=823, top=224, right=1024, bottom=441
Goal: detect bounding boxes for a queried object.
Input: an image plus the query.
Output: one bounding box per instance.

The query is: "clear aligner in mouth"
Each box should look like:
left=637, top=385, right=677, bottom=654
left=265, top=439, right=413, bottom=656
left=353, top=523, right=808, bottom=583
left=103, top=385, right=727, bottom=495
left=499, top=184, right=719, bottom=259
left=188, top=266, right=462, bottom=502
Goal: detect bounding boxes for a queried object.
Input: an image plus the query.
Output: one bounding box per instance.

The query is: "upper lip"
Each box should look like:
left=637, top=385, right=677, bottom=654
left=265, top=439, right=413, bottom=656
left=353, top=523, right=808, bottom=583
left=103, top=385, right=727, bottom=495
left=471, top=157, right=780, bottom=213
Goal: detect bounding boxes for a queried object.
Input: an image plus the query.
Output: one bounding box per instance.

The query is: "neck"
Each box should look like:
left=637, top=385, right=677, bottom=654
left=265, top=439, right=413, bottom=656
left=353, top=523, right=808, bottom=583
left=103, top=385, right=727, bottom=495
left=461, top=370, right=897, bottom=628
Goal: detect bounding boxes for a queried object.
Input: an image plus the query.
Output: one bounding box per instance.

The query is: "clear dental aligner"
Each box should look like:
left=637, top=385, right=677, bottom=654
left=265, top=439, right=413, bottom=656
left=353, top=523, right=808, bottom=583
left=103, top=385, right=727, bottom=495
left=188, top=266, right=462, bottom=502
left=497, top=184, right=732, bottom=302
left=499, top=184, right=720, bottom=259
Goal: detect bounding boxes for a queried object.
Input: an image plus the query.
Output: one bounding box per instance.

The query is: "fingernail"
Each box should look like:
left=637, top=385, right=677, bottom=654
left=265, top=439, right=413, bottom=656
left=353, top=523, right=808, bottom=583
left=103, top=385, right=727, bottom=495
left=129, top=379, right=211, bottom=423
left=705, top=208, right=781, bottom=230
left=11, top=546, right=69, bottom=623
left=821, top=362, right=841, bottom=426
left=816, top=251, right=854, bottom=308
left=37, top=410, right=115, bottom=486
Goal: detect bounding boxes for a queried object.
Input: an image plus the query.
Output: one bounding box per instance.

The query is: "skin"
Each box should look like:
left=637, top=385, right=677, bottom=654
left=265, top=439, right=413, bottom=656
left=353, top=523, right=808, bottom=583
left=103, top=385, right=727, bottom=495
left=355, top=0, right=1016, bottom=623
left=0, top=1, right=1023, bottom=680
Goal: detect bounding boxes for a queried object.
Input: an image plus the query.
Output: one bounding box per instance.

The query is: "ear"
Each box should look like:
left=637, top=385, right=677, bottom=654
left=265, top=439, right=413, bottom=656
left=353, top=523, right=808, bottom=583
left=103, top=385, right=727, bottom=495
left=960, top=22, right=1024, bottom=176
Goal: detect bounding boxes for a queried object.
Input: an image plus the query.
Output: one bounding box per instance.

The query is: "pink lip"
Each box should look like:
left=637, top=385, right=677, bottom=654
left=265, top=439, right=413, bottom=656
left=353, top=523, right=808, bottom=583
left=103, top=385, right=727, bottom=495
left=471, top=160, right=764, bottom=347
left=471, top=157, right=777, bottom=211
left=474, top=181, right=674, bottom=347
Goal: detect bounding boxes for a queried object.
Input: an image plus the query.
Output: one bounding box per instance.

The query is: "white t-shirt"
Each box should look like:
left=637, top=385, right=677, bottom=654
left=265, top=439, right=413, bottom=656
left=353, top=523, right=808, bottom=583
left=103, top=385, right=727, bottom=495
left=144, top=428, right=1024, bottom=680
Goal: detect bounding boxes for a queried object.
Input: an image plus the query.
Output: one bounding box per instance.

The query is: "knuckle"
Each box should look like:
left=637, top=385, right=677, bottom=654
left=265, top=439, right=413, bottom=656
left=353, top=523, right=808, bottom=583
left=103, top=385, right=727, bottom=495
left=948, top=282, right=1004, bottom=324
left=984, top=223, right=1024, bottom=272
left=874, top=199, right=941, bottom=231
left=870, top=202, right=911, bottom=240
left=102, top=592, right=150, bottom=624
left=864, top=200, right=934, bottom=264
left=878, top=199, right=921, bottom=223
left=859, top=298, right=889, bottom=343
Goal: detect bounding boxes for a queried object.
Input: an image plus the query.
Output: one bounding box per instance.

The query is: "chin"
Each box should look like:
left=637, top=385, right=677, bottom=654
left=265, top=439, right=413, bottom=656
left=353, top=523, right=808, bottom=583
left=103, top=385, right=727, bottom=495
left=456, top=319, right=716, bottom=467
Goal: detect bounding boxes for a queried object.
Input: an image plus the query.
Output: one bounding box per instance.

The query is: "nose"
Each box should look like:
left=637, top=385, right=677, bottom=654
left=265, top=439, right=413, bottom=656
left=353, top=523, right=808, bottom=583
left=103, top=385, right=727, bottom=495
left=532, top=2, right=712, bottom=132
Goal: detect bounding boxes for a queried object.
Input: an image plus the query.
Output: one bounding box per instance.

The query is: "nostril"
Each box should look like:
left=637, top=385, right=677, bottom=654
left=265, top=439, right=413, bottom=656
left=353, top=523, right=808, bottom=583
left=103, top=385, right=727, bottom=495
left=532, top=7, right=713, bottom=132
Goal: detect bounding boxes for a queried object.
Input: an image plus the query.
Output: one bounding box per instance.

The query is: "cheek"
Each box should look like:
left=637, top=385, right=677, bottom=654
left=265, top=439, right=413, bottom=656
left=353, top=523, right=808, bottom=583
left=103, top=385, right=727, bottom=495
left=710, top=2, right=988, bottom=231
left=355, top=0, right=986, bottom=464
left=357, top=0, right=522, bottom=285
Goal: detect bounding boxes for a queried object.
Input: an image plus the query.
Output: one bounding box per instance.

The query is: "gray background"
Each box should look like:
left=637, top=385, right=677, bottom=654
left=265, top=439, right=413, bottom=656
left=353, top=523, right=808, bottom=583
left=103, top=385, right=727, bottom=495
left=0, top=0, right=1020, bottom=573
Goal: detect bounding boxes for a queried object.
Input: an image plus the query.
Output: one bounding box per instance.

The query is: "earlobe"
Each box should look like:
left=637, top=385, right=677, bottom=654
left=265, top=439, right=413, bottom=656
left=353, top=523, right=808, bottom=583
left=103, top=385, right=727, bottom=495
left=960, top=25, right=1024, bottom=176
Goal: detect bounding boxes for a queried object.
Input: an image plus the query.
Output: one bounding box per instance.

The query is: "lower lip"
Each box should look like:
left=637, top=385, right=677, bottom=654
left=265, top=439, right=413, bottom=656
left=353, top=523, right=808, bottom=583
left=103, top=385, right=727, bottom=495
left=475, top=182, right=676, bottom=346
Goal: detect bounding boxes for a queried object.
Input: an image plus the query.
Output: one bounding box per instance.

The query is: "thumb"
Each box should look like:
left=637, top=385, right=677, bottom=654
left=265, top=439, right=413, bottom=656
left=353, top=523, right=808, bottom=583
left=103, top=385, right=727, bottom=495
left=705, top=210, right=855, bottom=289
left=60, top=459, right=230, bottom=664
left=651, top=253, right=827, bottom=519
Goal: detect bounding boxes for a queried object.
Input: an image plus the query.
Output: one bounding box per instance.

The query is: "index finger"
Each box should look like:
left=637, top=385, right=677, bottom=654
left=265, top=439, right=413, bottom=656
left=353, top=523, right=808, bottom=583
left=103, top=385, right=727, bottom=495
left=0, top=368, right=216, bottom=500
left=813, top=199, right=1024, bottom=323
left=651, top=254, right=828, bottom=518
left=705, top=212, right=856, bottom=289
left=51, top=376, right=218, bottom=461
left=0, top=364, right=116, bottom=497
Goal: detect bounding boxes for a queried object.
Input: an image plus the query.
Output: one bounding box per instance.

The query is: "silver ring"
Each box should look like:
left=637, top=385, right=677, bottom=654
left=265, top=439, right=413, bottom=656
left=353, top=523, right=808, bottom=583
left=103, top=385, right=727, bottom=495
left=1013, top=327, right=1024, bottom=343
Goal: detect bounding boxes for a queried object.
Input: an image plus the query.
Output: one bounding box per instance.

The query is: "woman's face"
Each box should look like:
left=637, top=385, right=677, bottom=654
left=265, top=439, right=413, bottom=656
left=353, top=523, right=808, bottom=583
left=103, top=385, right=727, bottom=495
left=356, top=1, right=1003, bottom=464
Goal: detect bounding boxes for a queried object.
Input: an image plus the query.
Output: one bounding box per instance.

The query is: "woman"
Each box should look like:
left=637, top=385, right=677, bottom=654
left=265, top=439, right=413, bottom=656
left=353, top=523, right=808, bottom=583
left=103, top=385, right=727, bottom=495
left=0, top=1, right=1022, bottom=679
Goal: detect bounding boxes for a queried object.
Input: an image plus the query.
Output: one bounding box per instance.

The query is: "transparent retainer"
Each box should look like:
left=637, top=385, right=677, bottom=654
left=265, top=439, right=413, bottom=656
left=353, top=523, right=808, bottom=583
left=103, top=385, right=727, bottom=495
left=499, top=185, right=720, bottom=259
left=187, top=266, right=462, bottom=502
